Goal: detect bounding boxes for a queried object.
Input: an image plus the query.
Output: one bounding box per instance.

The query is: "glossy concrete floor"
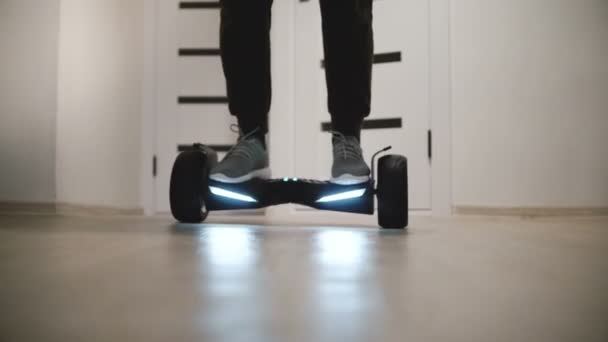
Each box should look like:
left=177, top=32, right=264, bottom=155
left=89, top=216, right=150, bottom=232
left=0, top=213, right=607, bottom=342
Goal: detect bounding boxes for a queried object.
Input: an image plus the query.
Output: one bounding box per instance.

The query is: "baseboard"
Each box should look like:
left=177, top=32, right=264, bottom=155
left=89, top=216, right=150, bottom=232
left=3, top=201, right=606, bottom=218
left=454, top=206, right=608, bottom=217
left=0, top=201, right=143, bottom=216
left=0, top=201, right=57, bottom=214
left=55, top=203, right=143, bottom=216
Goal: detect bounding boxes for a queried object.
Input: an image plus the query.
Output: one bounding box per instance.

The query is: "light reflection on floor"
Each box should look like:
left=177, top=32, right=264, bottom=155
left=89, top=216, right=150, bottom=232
left=201, top=226, right=257, bottom=267
left=188, top=224, right=387, bottom=341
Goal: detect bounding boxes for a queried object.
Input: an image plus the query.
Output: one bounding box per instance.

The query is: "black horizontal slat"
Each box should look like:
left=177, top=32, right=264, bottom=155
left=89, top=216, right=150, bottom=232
left=179, top=2, right=221, bottom=9
left=373, top=52, right=402, bottom=64
left=178, top=96, right=228, bottom=104
left=321, top=118, right=402, bottom=132
left=321, top=51, right=402, bottom=68
left=178, top=144, right=233, bottom=153
left=179, top=48, right=221, bottom=56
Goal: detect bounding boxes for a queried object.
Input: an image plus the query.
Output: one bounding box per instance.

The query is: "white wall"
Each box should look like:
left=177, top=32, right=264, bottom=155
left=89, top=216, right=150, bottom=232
left=56, top=0, right=144, bottom=209
left=451, top=0, right=608, bottom=208
left=0, top=0, right=60, bottom=203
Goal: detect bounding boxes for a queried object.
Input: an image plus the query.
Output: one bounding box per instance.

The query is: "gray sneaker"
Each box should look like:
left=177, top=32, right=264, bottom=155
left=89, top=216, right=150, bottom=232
left=331, top=132, right=371, bottom=185
left=209, top=131, right=270, bottom=183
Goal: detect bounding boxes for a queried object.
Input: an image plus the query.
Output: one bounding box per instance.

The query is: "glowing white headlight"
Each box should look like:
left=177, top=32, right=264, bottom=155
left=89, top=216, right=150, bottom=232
left=316, top=188, right=366, bottom=203
left=210, top=186, right=257, bottom=203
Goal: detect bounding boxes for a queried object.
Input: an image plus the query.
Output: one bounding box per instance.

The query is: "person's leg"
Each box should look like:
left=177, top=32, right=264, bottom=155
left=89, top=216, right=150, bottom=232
left=320, top=0, right=374, bottom=141
left=320, top=0, right=374, bottom=184
left=211, top=0, right=273, bottom=183
left=220, top=0, right=273, bottom=140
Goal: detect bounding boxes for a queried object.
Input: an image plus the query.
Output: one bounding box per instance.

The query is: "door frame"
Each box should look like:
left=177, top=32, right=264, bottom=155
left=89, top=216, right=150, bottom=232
left=429, top=0, right=452, bottom=216
left=141, top=0, right=158, bottom=216
left=140, top=0, right=452, bottom=217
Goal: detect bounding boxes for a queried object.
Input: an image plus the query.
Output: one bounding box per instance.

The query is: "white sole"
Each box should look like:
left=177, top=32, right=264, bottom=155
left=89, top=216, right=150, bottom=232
left=209, top=168, right=272, bottom=184
left=330, top=174, right=371, bottom=185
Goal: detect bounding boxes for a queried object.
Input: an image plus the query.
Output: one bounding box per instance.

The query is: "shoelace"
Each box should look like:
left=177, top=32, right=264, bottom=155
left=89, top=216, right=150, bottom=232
left=224, top=124, right=260, bottom=160
left=332, top=131, right=363, bottom=160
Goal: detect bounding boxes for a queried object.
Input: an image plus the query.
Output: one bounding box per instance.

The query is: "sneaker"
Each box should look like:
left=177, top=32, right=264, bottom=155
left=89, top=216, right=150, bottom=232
left=330, top=132, right=371, bottom=185
left=209, top=129, right=270, bottom=183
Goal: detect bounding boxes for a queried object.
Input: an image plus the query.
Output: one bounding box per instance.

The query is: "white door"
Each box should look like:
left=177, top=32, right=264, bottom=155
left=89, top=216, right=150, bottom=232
left=154, top=0, right=431, bottom=213
left=294, top=0, right=432, bottom=210
left=155, top=0, right=237, bottom=212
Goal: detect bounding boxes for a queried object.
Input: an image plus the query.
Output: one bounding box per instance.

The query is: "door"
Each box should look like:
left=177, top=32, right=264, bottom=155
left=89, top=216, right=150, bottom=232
left=154, top=0, right=431, bottom=213
left=155, top=0, right=237, bottom=212
left=294, top=0, right=432, bottom=210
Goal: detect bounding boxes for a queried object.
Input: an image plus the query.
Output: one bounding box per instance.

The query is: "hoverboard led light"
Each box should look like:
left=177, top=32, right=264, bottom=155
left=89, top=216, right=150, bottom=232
left=316, top=189, right=366, bottom=203
left=210, top=186, right=257, bottom=203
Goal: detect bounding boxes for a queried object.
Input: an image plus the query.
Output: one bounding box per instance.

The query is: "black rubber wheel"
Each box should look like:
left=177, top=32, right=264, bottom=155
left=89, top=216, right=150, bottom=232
left=170, top=148, right=212, bottom=223
left=377, top=155, right=409, bottom=229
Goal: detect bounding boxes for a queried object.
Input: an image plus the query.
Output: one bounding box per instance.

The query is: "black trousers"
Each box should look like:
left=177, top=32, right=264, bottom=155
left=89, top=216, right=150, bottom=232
left=220, top=0, right=373, bottom=137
